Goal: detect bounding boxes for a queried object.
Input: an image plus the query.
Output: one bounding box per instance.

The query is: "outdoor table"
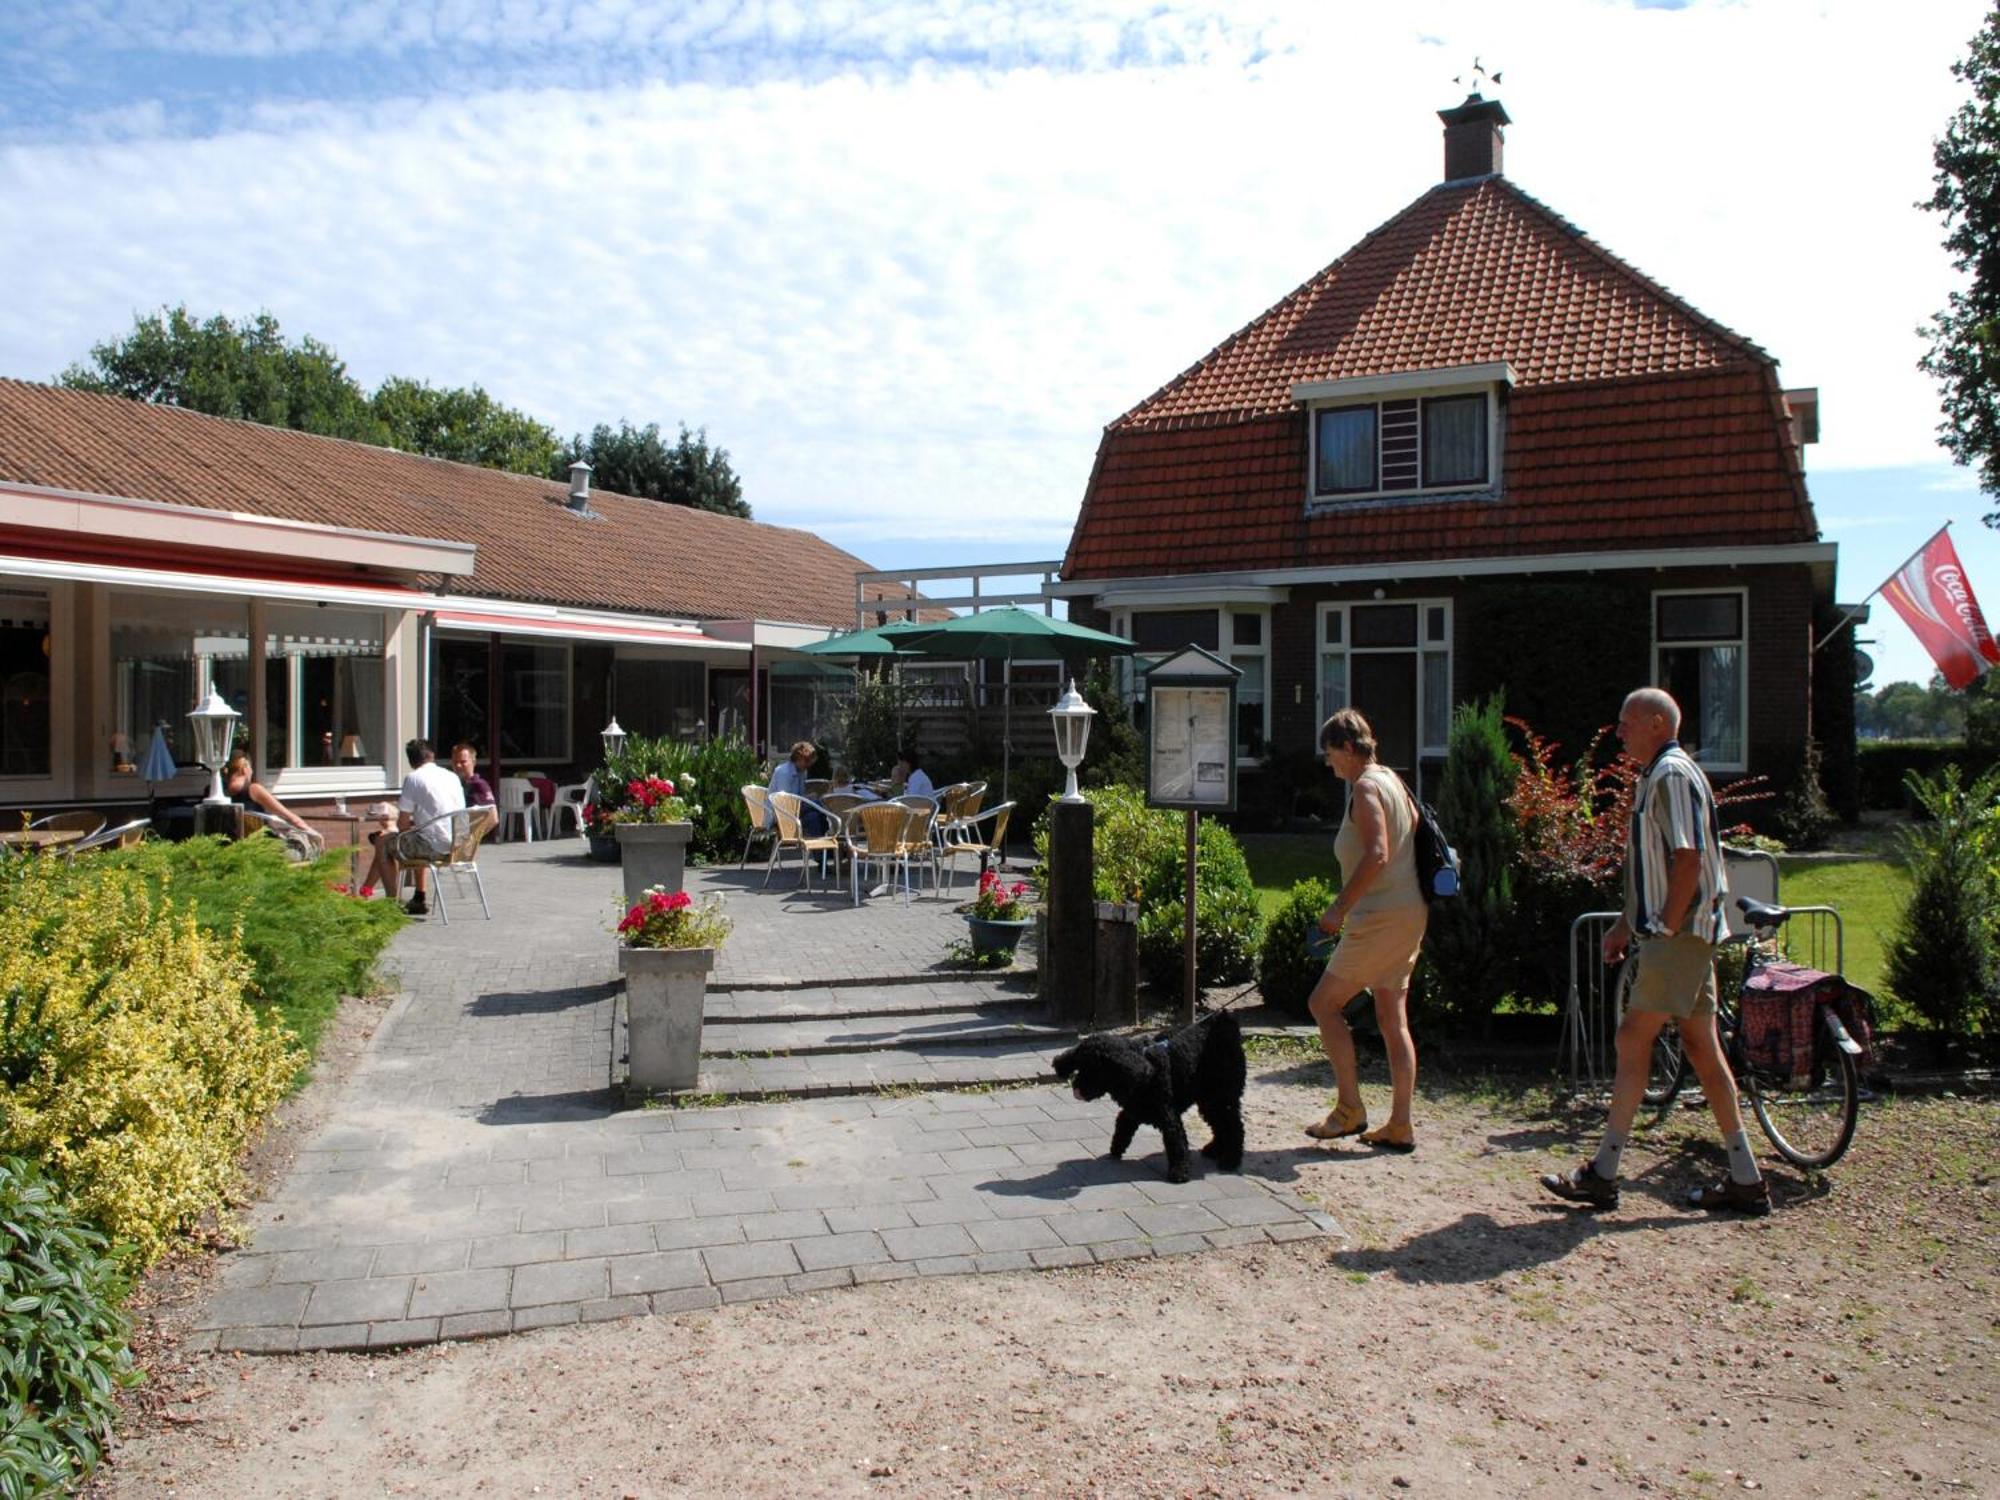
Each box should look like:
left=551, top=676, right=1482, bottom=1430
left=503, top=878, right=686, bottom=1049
left=0, top=828, right=86, bottom=852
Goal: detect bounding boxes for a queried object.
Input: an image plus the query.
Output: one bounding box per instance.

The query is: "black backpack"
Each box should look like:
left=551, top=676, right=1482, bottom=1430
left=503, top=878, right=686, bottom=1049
left=1401, top=781, right=1460, bottom=901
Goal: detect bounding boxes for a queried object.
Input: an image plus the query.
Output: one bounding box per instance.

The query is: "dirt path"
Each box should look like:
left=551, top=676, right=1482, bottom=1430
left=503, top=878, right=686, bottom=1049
left=91, top=1031, right=1997, bottom=1498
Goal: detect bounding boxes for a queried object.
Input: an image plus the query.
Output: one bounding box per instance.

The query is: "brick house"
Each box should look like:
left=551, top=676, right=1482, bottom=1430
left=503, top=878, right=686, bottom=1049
left=1054, top=95, right=1847, bottom=805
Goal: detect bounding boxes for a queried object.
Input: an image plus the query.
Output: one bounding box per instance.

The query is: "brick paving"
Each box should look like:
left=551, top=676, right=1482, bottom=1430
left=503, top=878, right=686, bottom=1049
left=193, top=839, right=1339, bottom=1353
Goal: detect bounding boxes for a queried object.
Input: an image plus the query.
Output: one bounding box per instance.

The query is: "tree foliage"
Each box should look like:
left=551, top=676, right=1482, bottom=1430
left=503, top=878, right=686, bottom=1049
left=1885, top=764, right=2000, bottom=1040
left=61, top=306, right=385, bottom=443
left=1424, top=695, right=1517, bottom=1021
left=1922, top=4, right=2000, bottom=524
left=555, top=420, right=750, bottom=518
left=1856, top=675, right=1969, bottom=740
left=371, top=376, right=560, bottom=475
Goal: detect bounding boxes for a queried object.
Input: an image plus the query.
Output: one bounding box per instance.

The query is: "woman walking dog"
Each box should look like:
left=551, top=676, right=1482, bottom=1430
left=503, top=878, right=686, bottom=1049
left=1302, top=709, right=1429, bottom=1153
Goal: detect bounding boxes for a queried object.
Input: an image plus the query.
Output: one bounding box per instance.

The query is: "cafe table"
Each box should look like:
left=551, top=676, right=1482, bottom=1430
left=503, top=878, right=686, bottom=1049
left=0, top=827, right=87, bottom=853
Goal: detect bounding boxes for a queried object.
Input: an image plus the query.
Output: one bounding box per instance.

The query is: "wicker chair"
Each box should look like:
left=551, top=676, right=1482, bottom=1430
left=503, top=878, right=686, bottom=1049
left=29, top=810, right=106, bottom=841
left=395, top=807, right=494, bottom=924
left=844, top=800, right=920, bottom=906
left=937, top=801, right=1015, bottom=894
left=767, top=791, right=843, bottom=892
left=739, top=785, right=775, bottom=868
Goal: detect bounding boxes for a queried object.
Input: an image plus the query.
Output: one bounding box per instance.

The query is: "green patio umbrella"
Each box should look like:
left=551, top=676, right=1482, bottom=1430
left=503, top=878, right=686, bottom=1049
left=889, top=607, right=1136, bottom=800
left=795, top=619, right=928, bottom=657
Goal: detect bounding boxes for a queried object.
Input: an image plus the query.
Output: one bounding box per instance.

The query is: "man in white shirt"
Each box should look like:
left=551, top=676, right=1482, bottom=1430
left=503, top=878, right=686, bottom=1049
left=359, top=738, right=468, bottom=916
left=894, top=751, right=934, bottom=801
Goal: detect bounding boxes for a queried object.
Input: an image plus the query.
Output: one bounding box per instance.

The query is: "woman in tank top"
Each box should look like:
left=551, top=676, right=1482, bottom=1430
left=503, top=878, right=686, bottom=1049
left=1300, top=708, right=1428, bottom=1152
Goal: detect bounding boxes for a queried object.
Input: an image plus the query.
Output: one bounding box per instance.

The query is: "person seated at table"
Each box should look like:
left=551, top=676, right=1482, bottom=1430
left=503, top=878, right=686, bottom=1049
left=450, top=741, right=497, bottom=809
left=223, top=755, right=316, bottom=842
left=766, top=740, right=815, bottom=828
left=829, top=767, right=880, bottom=802
left=358, top=738, right=466, bottom=915
left=891, top=749, right=935, bottom=801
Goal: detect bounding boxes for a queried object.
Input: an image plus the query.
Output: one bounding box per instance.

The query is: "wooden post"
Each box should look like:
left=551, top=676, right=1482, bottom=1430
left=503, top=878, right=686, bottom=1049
left=1182, top=809, right=1197, bottom=1025
left=1044, top=798, right=1096, bottom=1026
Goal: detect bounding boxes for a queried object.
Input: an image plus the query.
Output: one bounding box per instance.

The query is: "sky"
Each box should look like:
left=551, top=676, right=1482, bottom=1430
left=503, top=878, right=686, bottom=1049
left=0, top=0, right=1994, bottom=687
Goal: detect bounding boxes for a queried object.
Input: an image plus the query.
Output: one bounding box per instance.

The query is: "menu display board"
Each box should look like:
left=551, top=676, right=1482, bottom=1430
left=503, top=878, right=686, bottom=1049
left=1148, top=685, right=1232, bottom=808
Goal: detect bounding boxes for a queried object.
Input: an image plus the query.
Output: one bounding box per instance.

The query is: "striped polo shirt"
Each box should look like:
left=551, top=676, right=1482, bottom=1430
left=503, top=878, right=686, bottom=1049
left=1623, top=741, right=1729, bottom=944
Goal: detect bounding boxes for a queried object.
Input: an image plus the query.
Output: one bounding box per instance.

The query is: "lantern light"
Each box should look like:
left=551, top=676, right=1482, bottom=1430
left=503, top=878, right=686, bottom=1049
left=187, top=686, right=241, bottom=805
left=600, top=716, right=628, bottom=762
left=1048, top=679, right=1098, bottom=803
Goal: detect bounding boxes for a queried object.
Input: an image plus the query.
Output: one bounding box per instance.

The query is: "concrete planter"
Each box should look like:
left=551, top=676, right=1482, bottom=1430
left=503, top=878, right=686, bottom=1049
left=617, top=820, right=693, bottom=907
left=618, top=944, right=714, bottom=1094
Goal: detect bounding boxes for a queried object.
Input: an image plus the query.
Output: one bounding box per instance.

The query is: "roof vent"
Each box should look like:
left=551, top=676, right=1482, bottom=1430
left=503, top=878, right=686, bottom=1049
left=1438, top=92, right=1509, bottom=181
left=566, top=461, right=593, bottom=513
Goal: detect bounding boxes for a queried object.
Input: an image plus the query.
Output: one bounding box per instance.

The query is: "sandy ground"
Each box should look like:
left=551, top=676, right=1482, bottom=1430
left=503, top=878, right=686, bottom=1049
left=88, top=1002, right=1997, bottom=1500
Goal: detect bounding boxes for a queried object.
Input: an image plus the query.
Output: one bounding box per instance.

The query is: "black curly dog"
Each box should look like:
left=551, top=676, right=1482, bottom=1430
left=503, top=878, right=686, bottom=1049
left=1051, top=1011, right=1246, bottom=1183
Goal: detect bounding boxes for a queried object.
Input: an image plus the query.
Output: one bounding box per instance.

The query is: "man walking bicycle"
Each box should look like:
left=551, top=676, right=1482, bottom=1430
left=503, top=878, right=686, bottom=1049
left=1540, top=687, right=1771, bottom=1216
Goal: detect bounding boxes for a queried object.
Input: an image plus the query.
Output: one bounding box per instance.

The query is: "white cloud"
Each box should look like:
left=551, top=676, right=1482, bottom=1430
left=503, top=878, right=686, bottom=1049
left=0, top=0, right=1989, bottom=561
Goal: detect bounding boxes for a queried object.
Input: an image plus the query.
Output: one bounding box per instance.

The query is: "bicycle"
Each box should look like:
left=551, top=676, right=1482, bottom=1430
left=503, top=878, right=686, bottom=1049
left=1611, top=896, right=1865, bottom=1169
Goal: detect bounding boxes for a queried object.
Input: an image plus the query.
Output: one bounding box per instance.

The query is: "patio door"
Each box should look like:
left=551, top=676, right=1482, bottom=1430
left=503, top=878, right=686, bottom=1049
left=1350, top=652, right=1418, bottom=780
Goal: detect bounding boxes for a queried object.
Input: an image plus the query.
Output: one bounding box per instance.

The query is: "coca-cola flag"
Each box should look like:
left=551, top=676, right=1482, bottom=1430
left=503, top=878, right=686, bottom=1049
left=1880, top=526, right=2000, bottom=689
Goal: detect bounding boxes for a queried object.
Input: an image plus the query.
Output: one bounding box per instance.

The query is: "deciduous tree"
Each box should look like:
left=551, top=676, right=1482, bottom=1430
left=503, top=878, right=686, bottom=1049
left=555, top=421, right=750, bottom=518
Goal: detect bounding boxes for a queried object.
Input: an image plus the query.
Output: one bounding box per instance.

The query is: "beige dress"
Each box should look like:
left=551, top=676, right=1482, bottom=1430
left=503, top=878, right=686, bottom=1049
left=1324, top=764, right=1429, bottom=991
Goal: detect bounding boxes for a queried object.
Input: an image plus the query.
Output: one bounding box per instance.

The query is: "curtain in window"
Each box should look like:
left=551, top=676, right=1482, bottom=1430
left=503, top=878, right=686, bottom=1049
left=1699, top=645, right=1743, bottom=766
left=1316, top=409, right=1375, bottom=493
left=1320, top=652, right=1348, bottom=717
left=1423, top=396, right=1486, bottom=486
left=1421, top=650, right=1450, bottom=751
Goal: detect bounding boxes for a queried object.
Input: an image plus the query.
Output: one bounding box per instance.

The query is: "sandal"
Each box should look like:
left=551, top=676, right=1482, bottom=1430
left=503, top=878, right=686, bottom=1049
left=1359, top=1125, right=1416, bottom=1154
left=1304, top=1102, right=1368, bottom=1141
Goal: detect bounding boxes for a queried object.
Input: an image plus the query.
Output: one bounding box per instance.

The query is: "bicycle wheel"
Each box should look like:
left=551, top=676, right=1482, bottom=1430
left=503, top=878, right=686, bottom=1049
left=1747, top=1025, right=1860, bottom=1169
left=1612, top=962, right=1686, bottom=1110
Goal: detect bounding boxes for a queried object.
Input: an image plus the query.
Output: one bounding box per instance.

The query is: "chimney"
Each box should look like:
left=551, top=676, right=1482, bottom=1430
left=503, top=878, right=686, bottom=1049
left=1438, top=93, right=1510, bottom=181
left=566, top=460, right=592, bottom=513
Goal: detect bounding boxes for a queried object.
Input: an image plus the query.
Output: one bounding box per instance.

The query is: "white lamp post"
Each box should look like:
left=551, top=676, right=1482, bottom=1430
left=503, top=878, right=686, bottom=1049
left=187, top=686, right=241, bottom=805
left=1048, top=678, right=1098, bottom=803
left=600, top=716, right=628, bottom=761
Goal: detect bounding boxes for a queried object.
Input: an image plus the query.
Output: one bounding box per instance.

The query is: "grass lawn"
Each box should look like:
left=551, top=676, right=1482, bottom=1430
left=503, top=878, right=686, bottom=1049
left=1239, top=829, right=1910, bottom=1019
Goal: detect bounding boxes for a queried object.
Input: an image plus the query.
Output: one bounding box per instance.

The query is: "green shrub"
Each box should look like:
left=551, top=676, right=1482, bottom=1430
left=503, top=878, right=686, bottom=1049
left=599, top=733, right=763, bottom=863
left=1773, top=736, right=1837, bottom=849
left=0, top=1156, right=138, bottom=1497
left=1426, top=696, right=1516, bottom=1022
left=1077, top=660, right=1144, bottom=792
left=1135, top=816, right=1264, bottom=1000
left=84, top=836, right=400, bottom=1070
left=1885, top=764, right=2000, bottom=1040
left=1258, top=877, right=1337, bottom=1016
left=0, top=860, right=301, bottom=1264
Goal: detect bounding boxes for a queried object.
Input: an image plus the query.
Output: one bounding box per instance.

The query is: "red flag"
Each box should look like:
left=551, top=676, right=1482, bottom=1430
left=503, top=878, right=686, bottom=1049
left=1880, top=526, right=2000, bottom=689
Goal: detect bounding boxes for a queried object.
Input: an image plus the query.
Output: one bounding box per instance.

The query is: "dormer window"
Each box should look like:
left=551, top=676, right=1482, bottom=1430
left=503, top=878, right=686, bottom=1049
left=1296, top=362, right=1512, bottom=507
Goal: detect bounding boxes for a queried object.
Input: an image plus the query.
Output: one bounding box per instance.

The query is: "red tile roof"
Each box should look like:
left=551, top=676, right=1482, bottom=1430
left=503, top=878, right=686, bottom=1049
left=0, top=380, right=909, bottom=627
left=1064, top=177, right=1817, bottom=580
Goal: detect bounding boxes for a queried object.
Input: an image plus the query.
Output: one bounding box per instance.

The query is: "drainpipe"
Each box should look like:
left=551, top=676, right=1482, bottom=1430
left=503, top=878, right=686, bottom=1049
left=749, top=641, right=760, bottom=758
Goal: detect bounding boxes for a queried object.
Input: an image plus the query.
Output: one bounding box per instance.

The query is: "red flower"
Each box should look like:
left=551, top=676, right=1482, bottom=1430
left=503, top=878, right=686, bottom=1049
left=664, top=890, right=691, bottom=911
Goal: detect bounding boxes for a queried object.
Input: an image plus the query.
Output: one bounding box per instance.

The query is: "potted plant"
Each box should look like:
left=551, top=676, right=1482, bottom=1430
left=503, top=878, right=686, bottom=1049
left=617, top=886, right=732, bottom=1094
left=582, top=800, right=622, bottom=863
left=610, top=774, right=700, bottom=906
left=965, top=870, right=1035, bottom=960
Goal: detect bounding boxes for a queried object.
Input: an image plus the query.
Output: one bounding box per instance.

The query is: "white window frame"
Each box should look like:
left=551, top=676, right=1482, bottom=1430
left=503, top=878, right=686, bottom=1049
left=1315, top=598, right=1455, bottom=761
left=1296, top=363, right=1511, bottom=510
left=1652, top=586, right=1749, bottom=774
left=1110, top=605, right=1271, bottom=765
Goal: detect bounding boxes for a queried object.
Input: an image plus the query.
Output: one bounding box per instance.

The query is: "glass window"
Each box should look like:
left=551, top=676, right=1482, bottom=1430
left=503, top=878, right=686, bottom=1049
left=1422, top=394, right=1487, bottom=487
left=1230, top=654, right=1266, bottom=758
left=111, top=592, right=250, bottom=765
left=264, top=603, right=386, bottom=768
left=614, top=659, right=706, bottom=740
left=1315, top=407, right=1376, bottom=494
left=1130, top=610, right=1219, bottom=653
left=1230, top=613, right=1261, bottom=647
left=499, top=643, right=570, bottom=762
left=1422, top=650, right=1451, bottom=752
left=1351, top=604, right=1418, bottom=649
left=434, top=637, right=490, bottom=760
left=1323, top=611, right=1343, bottom=646
left=0, top=589, right=51, bottom=777
left=1655, top=592, right=1745, bottom=768
left=1425, top=606, right=1447, bottom=645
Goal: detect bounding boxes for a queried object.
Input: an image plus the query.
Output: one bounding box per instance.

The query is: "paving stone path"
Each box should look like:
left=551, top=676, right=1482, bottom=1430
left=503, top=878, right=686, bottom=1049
left=193, top=840, right=1338, bottom=1353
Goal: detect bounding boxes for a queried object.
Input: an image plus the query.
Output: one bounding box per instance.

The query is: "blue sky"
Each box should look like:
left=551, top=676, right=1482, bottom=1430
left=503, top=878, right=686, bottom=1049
left=1, top=0, right=1994, bottom=687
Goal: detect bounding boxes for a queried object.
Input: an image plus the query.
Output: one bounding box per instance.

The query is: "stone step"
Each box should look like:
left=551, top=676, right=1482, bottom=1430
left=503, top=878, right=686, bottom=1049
left=703, top=1007, right=1072, bottom=1057
left=691, top=1038, right=1074, bottom=1101
left=704, top=978, right=1040, bottom=1023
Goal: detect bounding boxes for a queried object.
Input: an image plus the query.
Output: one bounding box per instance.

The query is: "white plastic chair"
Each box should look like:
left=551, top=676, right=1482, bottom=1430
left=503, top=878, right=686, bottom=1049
left=547, top=780, right=591, bottom=838
left=495, top=777, right=538, bottom=842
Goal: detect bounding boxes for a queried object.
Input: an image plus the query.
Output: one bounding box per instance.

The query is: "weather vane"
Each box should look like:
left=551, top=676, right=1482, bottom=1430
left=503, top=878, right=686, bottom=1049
left=1453, top=57, right=1503, bottom=98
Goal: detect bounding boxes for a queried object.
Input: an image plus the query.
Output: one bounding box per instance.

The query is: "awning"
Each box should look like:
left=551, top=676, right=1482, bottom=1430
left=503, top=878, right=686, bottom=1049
left=432, top=607, right=747, bottom=652
left=0, top=552, right=441, bottom=611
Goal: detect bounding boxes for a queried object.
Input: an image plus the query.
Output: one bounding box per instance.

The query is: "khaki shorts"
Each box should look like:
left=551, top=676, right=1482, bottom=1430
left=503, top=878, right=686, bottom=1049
left=385, top=828, right=450, bottom=864
left=1627, top=933, right=1718, bottom=1020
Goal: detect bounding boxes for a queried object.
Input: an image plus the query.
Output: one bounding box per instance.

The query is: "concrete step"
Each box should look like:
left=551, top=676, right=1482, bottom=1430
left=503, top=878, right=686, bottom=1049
left=691, top=1037, right=1074, bottom=1101
left=705, top=977, right=1040, bottom=1023
left=703, top=1007, right=1072, bottom=1057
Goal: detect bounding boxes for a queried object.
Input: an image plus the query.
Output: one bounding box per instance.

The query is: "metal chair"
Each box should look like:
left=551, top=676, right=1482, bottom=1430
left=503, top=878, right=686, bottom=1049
left=495, top=777, right=539, bottom=842
left=395, top=807, right=494, bottom=924
left=767, top=791, right=843, bottom=891
left=546, top=779, right=591, bottom=838
left=846, top=800, right=922, bottom=905
left=890, top=796, right=941, bottom=897
left=66, top=818, right=150, bottom=856
left=29, top=810, right=106, bottom=842
left=241, top=809, right=325, bottom=860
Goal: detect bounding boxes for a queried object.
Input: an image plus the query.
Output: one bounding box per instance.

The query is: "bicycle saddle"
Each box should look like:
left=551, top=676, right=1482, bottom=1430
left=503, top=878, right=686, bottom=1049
left=1735, top=896, right=1789, bottom=925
